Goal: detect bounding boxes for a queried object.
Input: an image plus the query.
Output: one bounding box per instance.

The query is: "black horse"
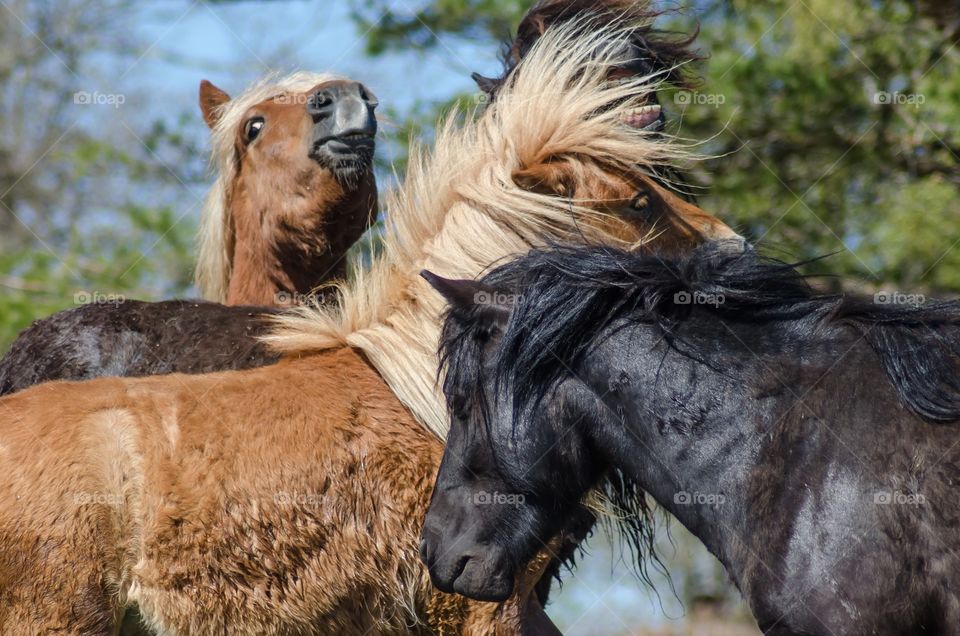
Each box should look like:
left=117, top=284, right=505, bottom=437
left=420, top=243, right=960, bottom=634
left=0, top=0, right=698, bottom=397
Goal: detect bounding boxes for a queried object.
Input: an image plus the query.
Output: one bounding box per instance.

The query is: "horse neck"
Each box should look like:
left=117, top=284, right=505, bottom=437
left=332, top=200, right=578, bottom=437
left=226, top=170, right=377, bottom=305
left=579, top=320, right=780, bottom=585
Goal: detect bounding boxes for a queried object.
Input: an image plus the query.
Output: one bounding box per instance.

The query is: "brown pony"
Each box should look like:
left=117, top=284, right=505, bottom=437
left=197, top=73, right=379, bottom=305
left=0, top=15, right=738, bottom=635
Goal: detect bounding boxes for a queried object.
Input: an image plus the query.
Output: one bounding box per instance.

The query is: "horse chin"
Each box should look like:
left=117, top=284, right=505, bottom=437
left=310, top=141, right=375, bottom=183
left=516, top=589, right=563, bottom=636
left=452, top=558, right=515, bottom=602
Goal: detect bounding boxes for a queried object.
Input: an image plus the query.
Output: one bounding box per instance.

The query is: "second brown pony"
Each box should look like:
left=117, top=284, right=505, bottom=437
left=0, top=73, right=380, bottom=395
left=197, top=72, right=379, bottom=305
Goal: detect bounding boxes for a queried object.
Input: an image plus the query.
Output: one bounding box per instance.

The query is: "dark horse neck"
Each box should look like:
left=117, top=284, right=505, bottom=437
left=227, top=170, right=377, bottom=305
left=578, top=315, right=957, bottom=635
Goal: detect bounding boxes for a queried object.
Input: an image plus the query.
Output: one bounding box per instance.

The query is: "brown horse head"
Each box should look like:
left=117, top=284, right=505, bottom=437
left=512, top=158, right=741, bottom=255
left=197, top=74, right=379, bottom=306
left=480, top=0, right=735, bottom=256
left=491, top=0, right=733, bottom=254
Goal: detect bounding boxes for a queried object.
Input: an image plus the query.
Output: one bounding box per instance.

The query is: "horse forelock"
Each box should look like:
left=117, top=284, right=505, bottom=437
left=195, top=71, right=346, bottom=303
left=263, top=19, right=694, bottom=439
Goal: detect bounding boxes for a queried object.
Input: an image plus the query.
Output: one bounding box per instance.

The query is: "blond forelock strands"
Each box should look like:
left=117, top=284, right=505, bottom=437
left=196, top=71, right=346, bottom=302
left=265, top=19, right=693, bottom=438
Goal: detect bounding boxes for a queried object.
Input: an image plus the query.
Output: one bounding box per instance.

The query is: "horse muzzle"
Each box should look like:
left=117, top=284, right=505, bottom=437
left=419, top=529, right=516, bottom=603
left=308, top=80, right=378, bottom=173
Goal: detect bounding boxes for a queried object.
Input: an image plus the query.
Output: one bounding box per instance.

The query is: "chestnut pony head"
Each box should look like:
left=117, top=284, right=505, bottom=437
left=477, top=0, right=737, bottom=257
left=197, top=74, right=379, bottom=305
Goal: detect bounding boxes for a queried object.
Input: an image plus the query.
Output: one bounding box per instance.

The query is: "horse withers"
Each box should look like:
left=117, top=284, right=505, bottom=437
left=422, top=244, right=960, bottom=634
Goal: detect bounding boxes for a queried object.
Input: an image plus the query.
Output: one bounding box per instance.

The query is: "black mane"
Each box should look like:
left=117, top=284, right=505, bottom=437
left=440, top=243, right=960, bottom=433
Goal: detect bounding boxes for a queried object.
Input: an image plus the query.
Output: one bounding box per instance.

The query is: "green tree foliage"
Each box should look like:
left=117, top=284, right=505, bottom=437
left=0, top=1, right=199, bottom=348
left=680, top=0, right=959, bottom=290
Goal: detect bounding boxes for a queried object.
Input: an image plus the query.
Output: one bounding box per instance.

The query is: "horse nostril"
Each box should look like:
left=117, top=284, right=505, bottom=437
left=308, top=90, right=334, bottom=114
left=354, top=83, right=378, bottom=108
left=452, top=554, right=471, bottom=582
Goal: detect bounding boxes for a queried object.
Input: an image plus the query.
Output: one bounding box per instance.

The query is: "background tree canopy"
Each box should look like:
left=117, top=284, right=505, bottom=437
left=0, top=3, right=956, bottom=630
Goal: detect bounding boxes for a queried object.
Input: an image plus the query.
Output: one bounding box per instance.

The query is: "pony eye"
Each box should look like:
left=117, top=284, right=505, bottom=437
left=631, top=193, right=650, bottom=212
left=244, top=117, right=265, bottom=142
left=451, top=396, right=468, bottom=418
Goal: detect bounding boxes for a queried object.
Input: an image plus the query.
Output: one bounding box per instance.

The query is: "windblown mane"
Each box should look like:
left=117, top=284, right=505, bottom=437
left=450, top=243, right=960, bottom=430
left=478, top=0, right=702, bottom=99
left=264, top=19, right=693, bottom=438
left=196, top=71, right=345, bottom=302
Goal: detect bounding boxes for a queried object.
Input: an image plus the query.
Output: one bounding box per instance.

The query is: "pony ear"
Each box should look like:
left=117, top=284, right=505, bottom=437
left=420, top=271, right=512, bottom=325
left=199, top=80, right=231, bottom=129
left=421, top=270, right=488, bottom=311
left=471, top=72, right=499, bottom=97
left=512, top=160, right=573, bottom=197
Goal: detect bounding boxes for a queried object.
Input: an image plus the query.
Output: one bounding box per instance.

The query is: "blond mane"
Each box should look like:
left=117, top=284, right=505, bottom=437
left=196, top=71, right=345, bottom=302
left=265, top=21, right=692, bottom=438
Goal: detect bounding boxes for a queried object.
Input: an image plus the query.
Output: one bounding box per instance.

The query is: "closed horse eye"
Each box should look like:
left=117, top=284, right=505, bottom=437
left=451, top=396, right=470, bottom=420
left=244, top=117, right=265, bottom=142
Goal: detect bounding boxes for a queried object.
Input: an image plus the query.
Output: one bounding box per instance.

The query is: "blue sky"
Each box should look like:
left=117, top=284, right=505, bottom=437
left=122, top=1, right=498, bottom=156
